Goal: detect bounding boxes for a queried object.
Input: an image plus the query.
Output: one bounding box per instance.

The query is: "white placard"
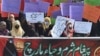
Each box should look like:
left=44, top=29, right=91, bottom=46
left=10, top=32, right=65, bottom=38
left=74, top=21, right=92, bottom=34
left=51, top=16, right=67, bottom=37
left=25, top=12, right=44, bottom=23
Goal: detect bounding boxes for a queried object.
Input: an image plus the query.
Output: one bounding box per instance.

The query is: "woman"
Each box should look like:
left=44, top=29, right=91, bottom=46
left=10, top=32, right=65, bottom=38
left=62, top=22, right=74, bottom=38
left=10, top=20, right=25, bottom=37
left=18, top=12, right=39, bottom=37
left=43, top=17, right=53, bottom=37
left=35, top=22, right=45, bottom=37
left=6, top=14, right=16, bottom=31
left=0, top=21, right=9, bottom=36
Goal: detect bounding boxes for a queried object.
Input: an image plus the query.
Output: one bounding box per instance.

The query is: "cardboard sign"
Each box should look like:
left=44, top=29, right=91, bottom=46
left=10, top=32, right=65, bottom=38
left=74, top=21, right=92, bottom=34
left=38, top=1, right=50, bottom=13
left=25, top=0, right=36, bottom=2
left=53, top=0, right=67, bottom=6
left=24, top=2, right=50, bottom=13
left=84, top=0, right=100, bottom=6
left=70, top=5, right=83, bottom=21
left=2, top=0, right=21, bottom=14
left=60, top=3, right=70, bottom=16
left=51, top=9, right=62, bottom=18
left=83, top=4, right=100, bottom=23
left=53, top=0, right=61, bottom=5
left=25, top=12, right=44, bottom=23
left=47, top=6, right=60, bottom=16
left=51, top=16, right=67, bottom=37
left=43, top=0, right=54, bottom=4
left=60, top=3, right=83, bottom=17
left=24, top=2, right=39, bottom=12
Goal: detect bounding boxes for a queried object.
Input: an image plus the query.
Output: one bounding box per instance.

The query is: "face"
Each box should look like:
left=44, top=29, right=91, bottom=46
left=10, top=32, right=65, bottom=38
left=9, top=14, right=15, bottom=21
left=15, top=24, right=19, bottom=29
left=45, top=20, right=50, bottom=26
left=0, top=21, right=7, bottom=30
left=67, top=23, right=73, bottom=30
left=13, top=20, right=21, bottom=29
left=68, top=24, right=73, bottom=29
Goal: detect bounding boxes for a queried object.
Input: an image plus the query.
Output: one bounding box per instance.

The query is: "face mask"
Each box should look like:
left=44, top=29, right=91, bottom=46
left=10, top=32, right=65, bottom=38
left=45, top=22, right=49, bottom=26
left=15, top=25, right=19, bottom=29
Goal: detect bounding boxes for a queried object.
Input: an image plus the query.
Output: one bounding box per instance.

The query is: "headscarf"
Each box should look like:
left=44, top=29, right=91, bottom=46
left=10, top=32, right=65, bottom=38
left=0, top=21, right=9, bottom=35
left=43, top=17, right=51, bottom=30
left=10, top=20, right=25, bottom=37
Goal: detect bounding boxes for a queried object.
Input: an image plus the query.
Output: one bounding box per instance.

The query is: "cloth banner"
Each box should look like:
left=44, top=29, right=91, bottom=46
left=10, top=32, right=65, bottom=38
left=0, top=37, right=100, bottom=56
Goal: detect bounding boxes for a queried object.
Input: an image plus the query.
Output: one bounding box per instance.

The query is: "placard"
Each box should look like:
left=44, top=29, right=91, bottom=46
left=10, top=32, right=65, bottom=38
left=84, top=0, right=100, bottom=6
left=2, top=0, right=21, bottom=14
left=47, top=6, right=60, bottom=16
left=24, top=2, right=39, bottom=12
left=24, top=2, right=50, bottom=13
left=60, top=3, right=83, bottom=16
left=51, top=9, right=61, bottom=18
left=70, top=5, right=83, bottom=21
left=51, top=16, right=67, bottom=37
left=74, top=21, right=92, bottom=34
left=83, top=4, right=100, bottom=23
left=25, top=12, right=44, bottom=23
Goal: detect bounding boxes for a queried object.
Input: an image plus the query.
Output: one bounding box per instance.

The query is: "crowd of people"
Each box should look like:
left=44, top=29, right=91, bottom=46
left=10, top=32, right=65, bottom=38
left=0, top=11, right=100, bottom=38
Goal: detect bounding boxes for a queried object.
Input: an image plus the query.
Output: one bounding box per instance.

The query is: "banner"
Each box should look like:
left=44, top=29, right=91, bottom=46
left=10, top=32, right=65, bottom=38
left=51, top=16, right=67, bottom=37
left=2, top=0, right=21, bottom=14
left=0, top=37, right=100, bottom=56
left=83, top=4, right=100, bottom=23
left=74, top=21, right=92, bottom=34
left=70, top=5, right=83, bottom=21
left=25, top=12, right=44, bottom=23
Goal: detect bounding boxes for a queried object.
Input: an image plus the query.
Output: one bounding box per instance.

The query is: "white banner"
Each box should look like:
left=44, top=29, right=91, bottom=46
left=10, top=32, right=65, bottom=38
left=25, top=12, right=44, bottom=23
left=74, top=21, right=92, bottom=34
